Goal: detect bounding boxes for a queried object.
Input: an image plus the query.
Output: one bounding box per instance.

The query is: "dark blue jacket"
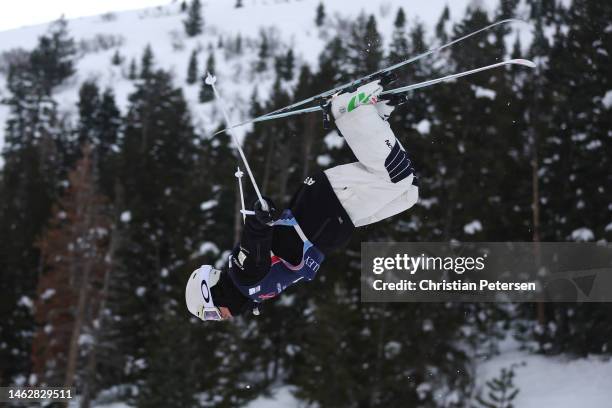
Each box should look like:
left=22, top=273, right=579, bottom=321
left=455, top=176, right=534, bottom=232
left=211, top=171, right=354, bottom=315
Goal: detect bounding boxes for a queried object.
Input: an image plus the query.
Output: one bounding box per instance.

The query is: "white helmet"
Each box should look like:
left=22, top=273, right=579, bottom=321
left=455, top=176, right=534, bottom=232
left=185, top=265, right=223, bottom=321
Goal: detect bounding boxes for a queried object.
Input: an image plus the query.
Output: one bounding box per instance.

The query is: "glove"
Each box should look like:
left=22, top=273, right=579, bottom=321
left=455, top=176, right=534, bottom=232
left=253, top=197, right=280, bottom=226
left=331, top=80, right=383, bottom=120
left=374, top=100, right=395, bottom=121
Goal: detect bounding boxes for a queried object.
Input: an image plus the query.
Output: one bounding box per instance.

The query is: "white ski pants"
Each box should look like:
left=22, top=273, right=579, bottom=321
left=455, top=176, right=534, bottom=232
left=324, top=97, right=419, bottom=227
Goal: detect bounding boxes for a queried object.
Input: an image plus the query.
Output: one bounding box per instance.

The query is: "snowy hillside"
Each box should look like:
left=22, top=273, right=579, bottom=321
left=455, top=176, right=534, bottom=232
left=77, top=343, right=612, bottom=408
left=476, top=345, right=612, bottom=408
left=241, top=344, right=612, bottom=408
left=0, top=0, right=526, bottom=156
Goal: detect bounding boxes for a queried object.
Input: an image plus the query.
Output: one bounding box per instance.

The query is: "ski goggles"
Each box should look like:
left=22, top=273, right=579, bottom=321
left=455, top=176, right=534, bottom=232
left=197, top=304, right=223, bottom=321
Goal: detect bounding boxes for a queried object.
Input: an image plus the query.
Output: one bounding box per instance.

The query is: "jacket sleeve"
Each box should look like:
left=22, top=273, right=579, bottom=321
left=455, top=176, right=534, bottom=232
left=230, top=215, right=273, bottom=286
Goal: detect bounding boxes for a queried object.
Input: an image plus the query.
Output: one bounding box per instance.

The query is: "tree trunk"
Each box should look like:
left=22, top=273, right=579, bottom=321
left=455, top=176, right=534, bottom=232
left=63, top=260, right=93, bottom=390
left=261, top=133, right=276, bottom=193
left=277, top=142, right=292, bottom=202
left=80, top=212, right=120, bottom=408
left=530, top=128, right=546, bottom=326
left=64, top=165, right=96, bottom=390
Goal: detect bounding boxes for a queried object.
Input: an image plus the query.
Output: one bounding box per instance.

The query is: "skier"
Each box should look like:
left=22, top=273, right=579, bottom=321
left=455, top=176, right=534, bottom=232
left=185, top=81, right=419, bottom=321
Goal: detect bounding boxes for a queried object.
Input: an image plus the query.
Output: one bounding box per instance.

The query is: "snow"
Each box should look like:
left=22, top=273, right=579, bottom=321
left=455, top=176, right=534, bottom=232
left=199, top=199, right=217, bottom=211
left=0, top=0, right=514, bottom=156
left=572, top=132, right=587, bottom=141
left=605, top=222, right=612, bottom=232
left=120, top=211, right=132, bottom=223
left=135, top=286, right=146, bottom=297
left=243, top=386, right=302, bottom=408
left=89, top=404, right=131, bottom=408
left=316, top=154, right=332, bottom=166
left=586, top=139, right=601, bottom=150
left=198, top=241, right=219, bottom=255
left=17, top=295, right=34, bottom=310
left=418, top=196, right=438, bottom=209
left=416, top=382, right=433, bottom=400
left=41, top=288, right=56, bottom=300
left=415, top=118, right=431, bottom=134
left=602, top=90, right=612, bottom=108
left=472, top=85, right=496, bottom=100
left=463, top=219, right=482, bottom=234
left=384, top=341, right=402, bottom=358
left=571, top=227, right=594, bottom=241
left=78, top=333, right=94, bottom=346
left=475, top=338, right=612, bottom=408
left=323, top=130, right=344, bottom=149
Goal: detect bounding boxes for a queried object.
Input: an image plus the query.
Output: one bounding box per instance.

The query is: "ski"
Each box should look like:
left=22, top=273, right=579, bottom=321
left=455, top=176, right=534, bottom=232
left=213, top=18, right=526, bottom=135
left=218, top=59, right=536, bottom=126
left=381, top=58, right=536, bottom=95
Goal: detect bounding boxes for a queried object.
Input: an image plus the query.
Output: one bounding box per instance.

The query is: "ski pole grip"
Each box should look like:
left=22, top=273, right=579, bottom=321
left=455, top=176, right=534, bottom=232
left=379, top=71, right=398, bottom=87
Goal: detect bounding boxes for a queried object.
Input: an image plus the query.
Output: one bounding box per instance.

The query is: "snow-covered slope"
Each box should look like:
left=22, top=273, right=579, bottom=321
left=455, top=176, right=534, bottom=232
left=240, top=347, right=612, bottom=408
left=0, top=0, right=522, bottom=156
left=475, top=338, right=612, bottom=408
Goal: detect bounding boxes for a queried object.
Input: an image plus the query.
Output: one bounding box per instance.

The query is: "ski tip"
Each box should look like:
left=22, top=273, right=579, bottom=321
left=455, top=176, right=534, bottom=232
left=503, top=18, right=529, bottom=25
left=511, top=59, right=537, bottom=69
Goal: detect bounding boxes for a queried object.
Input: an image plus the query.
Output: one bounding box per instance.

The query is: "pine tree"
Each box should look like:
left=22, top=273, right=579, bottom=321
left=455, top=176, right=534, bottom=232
left=206, top=53, right=215, bottom=75
left=256, top=31, right=269, bottom=72
left=199, top=54, right=215, bottom=102
left=183, top=0, right=203, bottom=37
left=315, top=2, right=325, bottom=27
left=498, top=0, right=520, bottom=19
left=235, top=34, right=243, bottom=55
left=283, top=49, right=295, bottom=81
left=518, top=0, right=612, bottom=356
left=317, top=36, right=351, bottom=89
left=180, top=0, right=187, bottom=12
left=425, top=6, right=513, bottom=242
left=76, top=82, right=121, bottom=198
left=96, top=88, right=121, bottom=198
left=235, top=0, right=243, bottom=8
left=274, top=56, right=284, bottom=78
left=347, top=13, right=383, bottom=76
left=32, top=145, right=111, bottom=389
left=435, top=5, right=451, bottom=43
left=128, top=58, right=137, bottom=80
left=111, top=49, right=122, bottom=65
left=0, top=59, right=65, bottom=385
left=186, top=49, right=198, bottom=84
left=140, top=44, right=154, bottom=79
left=273, top=49, right=295, bottom=81
left=475, top=366, right=520, bottom=408
left=77, top=81, right=101, bottom=145
left=29, top=16, right=76, bottom=93
left=388, top=7, right=409, bottom=64
left=293, top=65, right=318, bottom=178
left=109, top=68, right=221, bottom=405
left=410, top=21, right=427, bottom=54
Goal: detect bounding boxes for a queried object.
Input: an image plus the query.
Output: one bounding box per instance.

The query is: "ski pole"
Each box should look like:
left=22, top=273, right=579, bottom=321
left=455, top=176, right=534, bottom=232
left=206, top=73, right=269, bottom=211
